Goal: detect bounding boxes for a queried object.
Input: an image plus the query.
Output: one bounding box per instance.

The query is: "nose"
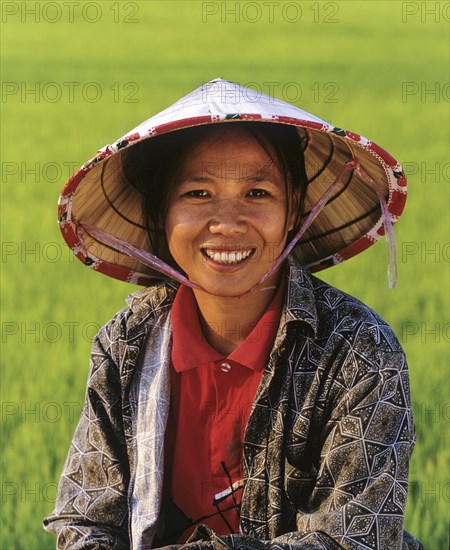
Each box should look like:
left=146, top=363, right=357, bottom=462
left=208, top=197, right=248, bottom=236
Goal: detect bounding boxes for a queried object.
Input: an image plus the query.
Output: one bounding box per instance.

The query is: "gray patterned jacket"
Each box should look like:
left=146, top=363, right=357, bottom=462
left=44, top=259, right=422, bottom=549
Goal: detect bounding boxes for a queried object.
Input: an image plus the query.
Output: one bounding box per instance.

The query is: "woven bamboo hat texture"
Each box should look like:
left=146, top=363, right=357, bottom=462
left=58, top=78, right=407, bottom=286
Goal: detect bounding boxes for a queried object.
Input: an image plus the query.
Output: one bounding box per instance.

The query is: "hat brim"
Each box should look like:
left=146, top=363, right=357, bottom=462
left=58, top=83, right=406, bottom=286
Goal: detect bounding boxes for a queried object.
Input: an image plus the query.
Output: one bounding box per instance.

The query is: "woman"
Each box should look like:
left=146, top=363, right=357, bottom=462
left=44, top=79, right=422, bottom=549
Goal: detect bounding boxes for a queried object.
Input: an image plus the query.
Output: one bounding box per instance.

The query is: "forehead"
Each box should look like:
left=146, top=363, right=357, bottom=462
left=181, top=125, right=279, bottom=174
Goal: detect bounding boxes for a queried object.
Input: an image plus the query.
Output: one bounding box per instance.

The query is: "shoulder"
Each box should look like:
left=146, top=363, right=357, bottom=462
left=284, top=260, right=405, bottom=381
left=95, top=280, right=178, bottom=362
left=309, top=274, right=402, bottom=353
left=285, top=266, right=410, bottom=417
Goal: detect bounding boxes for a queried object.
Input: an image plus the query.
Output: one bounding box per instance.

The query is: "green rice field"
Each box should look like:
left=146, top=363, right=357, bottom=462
left=1, top=1, right=449, bottom=548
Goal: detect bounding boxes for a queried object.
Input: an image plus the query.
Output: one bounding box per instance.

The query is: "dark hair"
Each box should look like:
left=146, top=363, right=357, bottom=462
left=121, top=122, right=309, bottom=263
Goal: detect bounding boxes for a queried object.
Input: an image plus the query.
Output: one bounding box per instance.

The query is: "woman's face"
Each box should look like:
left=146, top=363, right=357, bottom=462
left=165, top=126, right=296, bottom=297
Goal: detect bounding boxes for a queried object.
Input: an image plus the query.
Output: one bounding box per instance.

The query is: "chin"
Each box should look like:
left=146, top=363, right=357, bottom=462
left=202, top=276, right=275, bottom=298
left=203, top=286, right=250, bottom=298
left=191, top=277, right=250, bottom=297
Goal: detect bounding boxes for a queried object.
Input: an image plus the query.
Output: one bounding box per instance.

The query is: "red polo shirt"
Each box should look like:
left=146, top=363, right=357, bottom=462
left=162, top=282, right=285, bottom=543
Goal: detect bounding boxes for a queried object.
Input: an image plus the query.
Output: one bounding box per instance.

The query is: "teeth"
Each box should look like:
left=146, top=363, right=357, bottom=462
left=204, top=249, right=253, bottom=264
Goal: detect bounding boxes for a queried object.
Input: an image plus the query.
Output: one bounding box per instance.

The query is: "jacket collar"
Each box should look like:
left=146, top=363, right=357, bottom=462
left=125, top=256, right=318, bottom=338
left=283, top=256, right=318, bottom=337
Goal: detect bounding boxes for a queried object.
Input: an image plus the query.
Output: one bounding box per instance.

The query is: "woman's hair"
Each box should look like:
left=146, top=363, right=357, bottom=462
left=121, top=122, right=309, bottom=263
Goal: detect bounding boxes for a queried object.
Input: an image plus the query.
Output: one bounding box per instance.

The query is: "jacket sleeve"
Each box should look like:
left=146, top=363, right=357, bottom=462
left=43, top=318, right=130, bottom=549
left=159, top=346, right=422, bottom=550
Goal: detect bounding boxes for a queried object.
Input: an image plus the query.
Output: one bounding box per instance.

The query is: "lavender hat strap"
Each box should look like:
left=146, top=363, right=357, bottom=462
left=257, top=158, right=398, bottom=290
left=77, top=225, right=204, bottom=291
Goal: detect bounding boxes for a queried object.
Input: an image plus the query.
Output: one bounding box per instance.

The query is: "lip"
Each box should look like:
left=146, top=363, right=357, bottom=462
left=200, top=247, right=256, bottom=272
left=201, top=243, right=255, bottom=252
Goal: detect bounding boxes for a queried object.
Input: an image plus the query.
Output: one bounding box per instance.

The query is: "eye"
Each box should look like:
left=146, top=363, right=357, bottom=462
left=247, top=188, right=269, bottom=198
left=186, top=190, right=209, bottom=198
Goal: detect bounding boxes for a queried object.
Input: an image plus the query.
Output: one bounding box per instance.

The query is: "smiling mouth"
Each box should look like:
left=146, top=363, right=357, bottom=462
left=201, top=248, right=255, bottom=264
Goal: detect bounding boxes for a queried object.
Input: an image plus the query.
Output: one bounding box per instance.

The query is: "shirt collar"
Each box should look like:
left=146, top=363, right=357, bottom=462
left=228, top=277, right=285, bottom=371
left=170, top=278, right=286, bottom=373
left=170, top=284, right=222, bottom=372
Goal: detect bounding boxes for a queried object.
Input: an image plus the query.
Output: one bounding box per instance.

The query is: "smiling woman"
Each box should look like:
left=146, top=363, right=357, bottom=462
left=165, top=125, right=304, bottom=352
left=44, top=79, right=422, bottom=549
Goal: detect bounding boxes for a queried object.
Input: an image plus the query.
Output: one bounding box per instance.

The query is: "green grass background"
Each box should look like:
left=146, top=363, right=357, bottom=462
left=1, top=1, right=449, bottom=548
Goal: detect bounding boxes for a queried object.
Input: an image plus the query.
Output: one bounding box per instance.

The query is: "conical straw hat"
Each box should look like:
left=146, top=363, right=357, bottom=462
left=58, top=78, right=406, bottom=286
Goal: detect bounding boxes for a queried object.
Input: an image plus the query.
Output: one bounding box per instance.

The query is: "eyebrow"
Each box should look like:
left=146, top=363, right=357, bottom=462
left=179, top=166, right=280, bottom=184
left=178, top=176, right=214, bottom=185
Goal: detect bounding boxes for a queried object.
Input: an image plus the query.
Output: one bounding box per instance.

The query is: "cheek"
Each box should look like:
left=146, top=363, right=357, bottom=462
left=165, top=207, right=182, bottom=254
left=165, top=220, right=183, bottom=255
left=165, top=207, right=200, bottom=252
left=267, top=203, right=292, bottom=239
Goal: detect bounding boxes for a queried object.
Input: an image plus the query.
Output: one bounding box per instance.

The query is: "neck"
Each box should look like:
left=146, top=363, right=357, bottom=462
left=193, top=276, right=282, bottom=356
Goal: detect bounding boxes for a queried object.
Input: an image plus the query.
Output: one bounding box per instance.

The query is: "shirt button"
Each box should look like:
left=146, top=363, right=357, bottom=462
left=221, top=362, right=232, bottom=372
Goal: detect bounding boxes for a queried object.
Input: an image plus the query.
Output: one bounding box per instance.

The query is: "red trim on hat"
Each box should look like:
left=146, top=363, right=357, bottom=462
left=301, top=120, right=326, bottom=130
left=93, top=261, right=133, bottom=280
left=239, top=113, right=263, bottom=120
left=63, top=168, right=88, bottom=197
left=389, top=190, right=407, bottom=217
left=368, top=142, right=398, bottom=167
left=337, top=235, right=374, bottom=261
left=123, top=132, right=140, bottom=142
left=61, top=219, right=149, bottom=283
left=153, top=116, right=214, bottom=135
left=74, top=250, right=89, bottom=263
left=397, top=175, right=407, bottom=187
left=275, top=116, right=326, bottom=130
left=345, top=130, right=361, bottom=142
left=98, top=262, right=151, bottom=285
left=61, top=223, right=80, bottom=250
left=57, top=202, right=68, bottom=221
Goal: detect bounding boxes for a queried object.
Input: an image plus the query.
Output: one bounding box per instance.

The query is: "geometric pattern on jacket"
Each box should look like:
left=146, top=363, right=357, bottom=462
left=43, top=257, right=423, bottom=550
